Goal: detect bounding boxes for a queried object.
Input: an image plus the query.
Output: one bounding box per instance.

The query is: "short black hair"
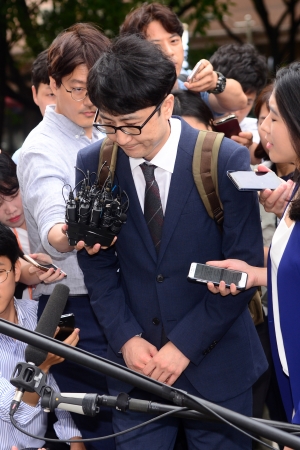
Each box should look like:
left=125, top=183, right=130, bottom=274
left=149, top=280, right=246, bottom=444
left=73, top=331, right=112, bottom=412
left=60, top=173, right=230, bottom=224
left=88, top=34, right=177, bottom=115
left=210, top=44, right=268, bottom=94
left=172, top=89, right=214, bottom=128
left=0, top=224, right=20, bottom=269
left=32, top=49, right=50, bottom=91
left=0, top=152, right=19, bottom=197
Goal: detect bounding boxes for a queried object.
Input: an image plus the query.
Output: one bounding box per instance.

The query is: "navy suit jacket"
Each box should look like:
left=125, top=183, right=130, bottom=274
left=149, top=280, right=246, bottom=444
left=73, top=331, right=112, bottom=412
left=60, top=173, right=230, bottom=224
left=77, top=118, right=267, bottom=402
left=268, top=217, right=300, bottom=423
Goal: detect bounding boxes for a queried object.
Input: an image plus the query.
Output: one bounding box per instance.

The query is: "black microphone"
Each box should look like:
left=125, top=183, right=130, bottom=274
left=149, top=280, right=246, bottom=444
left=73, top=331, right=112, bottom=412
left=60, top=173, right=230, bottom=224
left=25, top=284, right=70, bottom=365
left=10, top=284, right=70, bottom=414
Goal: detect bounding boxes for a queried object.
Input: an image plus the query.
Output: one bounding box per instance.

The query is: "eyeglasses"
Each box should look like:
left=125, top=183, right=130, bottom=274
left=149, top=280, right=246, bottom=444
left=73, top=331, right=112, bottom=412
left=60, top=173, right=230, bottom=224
left=60, top=82, right=88, bottom=102
left=0, top=266, right=13, bottom=284
left=93, top=98, right=165, bottom=136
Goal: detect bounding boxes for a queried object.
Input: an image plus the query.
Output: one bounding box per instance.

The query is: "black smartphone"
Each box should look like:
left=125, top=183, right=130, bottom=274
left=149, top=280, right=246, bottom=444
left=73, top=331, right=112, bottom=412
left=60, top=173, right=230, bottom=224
left=55, top=313, right=75, bottom=341
left=227, top=170, right=282, bottom=191
left=213, top=114, right=241, bottom=138
left=23, top=254, right=67, bottom=278
left=188, top=262, right=248, bottom=290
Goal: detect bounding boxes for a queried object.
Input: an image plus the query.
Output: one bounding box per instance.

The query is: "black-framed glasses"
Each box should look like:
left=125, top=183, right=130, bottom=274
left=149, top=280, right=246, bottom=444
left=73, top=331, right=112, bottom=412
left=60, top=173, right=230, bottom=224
left=0, top=266, right=13, bottom=284
left=60, top=82, right=88, bottom=102
left=93, top=98, right=165, bottom=136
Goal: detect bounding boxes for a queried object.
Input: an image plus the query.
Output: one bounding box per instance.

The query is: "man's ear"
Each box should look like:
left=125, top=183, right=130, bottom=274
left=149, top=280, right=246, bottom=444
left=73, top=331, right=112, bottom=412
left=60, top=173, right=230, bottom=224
left=163, top=94, right=175, bottom=120
left=31, top=86, right=39, bottom=107
left=14, top=259, right=21, bottom=284
left=49, top=76, right=58, bottom=94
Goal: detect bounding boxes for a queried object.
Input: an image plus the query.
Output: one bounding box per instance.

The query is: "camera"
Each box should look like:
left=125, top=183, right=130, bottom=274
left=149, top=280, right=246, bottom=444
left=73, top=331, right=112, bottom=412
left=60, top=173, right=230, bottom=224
left=64, top=165, right=129, bottom=247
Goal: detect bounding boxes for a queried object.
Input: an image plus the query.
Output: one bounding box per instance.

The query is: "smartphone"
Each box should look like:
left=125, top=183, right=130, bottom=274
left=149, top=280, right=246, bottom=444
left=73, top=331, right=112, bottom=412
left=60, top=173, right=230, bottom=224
left=213, top=114, right=241, bottom=138
left=187, top=61, right=203, bottom=82
left=55, top=313, right=75, bottom=341
left=188, top=262, right=248, bottom=290
left=23, top=254, right=67, bottom=277
left=227, top=170, right=282, bottom=191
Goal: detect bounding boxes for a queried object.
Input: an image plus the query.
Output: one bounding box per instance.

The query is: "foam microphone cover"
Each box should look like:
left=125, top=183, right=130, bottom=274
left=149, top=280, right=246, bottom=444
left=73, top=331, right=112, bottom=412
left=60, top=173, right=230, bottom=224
left=25, top=284, right=70, bottom=366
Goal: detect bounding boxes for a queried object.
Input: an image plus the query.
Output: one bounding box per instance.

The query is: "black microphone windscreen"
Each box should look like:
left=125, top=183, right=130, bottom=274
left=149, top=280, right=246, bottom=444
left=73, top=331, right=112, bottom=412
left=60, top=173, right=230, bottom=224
left=25, top=284, right=70, bottom=366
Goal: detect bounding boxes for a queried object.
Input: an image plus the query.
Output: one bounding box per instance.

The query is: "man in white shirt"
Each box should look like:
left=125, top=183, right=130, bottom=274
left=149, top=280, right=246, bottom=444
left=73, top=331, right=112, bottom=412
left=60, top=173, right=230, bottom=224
left=17, top=23, right=115, bottom=449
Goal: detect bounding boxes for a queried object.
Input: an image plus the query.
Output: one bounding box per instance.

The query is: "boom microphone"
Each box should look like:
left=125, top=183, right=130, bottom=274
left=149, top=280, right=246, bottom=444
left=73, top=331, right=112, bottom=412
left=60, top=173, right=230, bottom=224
left=25, top=284, right=70, bottom=366
left=10, top=284, right=70, bottom=414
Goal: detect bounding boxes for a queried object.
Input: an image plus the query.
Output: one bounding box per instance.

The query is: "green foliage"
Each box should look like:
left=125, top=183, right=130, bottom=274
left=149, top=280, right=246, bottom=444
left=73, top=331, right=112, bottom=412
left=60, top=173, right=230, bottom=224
left=5, top=0, right=232, bottom=58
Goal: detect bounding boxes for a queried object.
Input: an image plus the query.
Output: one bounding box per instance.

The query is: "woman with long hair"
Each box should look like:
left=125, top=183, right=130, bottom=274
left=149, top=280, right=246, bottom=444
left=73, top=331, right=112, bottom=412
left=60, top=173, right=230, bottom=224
left=206, top=62, right=300, bottom=450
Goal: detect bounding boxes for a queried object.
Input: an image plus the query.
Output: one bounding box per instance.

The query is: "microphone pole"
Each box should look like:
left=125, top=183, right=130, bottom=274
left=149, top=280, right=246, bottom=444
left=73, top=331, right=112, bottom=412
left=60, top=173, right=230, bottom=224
left=2, top=318, right=300, bottom=450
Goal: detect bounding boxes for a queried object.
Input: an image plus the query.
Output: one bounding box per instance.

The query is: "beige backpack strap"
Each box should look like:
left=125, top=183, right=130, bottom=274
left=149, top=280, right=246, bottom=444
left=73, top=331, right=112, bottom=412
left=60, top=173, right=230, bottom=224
left=97, top=137, right=119, bottom=188
left=192, top=130, right=224, bottom=230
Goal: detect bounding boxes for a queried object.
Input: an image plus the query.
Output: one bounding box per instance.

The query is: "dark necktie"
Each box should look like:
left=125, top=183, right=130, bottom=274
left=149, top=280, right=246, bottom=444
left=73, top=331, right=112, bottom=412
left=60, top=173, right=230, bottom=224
left=140, top=163, right=164, bottom=253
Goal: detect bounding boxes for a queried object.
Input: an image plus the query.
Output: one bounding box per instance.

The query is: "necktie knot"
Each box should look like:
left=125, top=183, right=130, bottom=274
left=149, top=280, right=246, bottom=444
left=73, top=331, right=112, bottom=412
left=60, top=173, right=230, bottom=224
left=140, top=162, right=156, bottom=183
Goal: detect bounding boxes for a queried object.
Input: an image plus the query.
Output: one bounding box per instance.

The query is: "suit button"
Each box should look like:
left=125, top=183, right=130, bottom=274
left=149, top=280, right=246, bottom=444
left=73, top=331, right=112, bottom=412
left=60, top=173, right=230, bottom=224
left=152, top=318, right=160, bottom=325
left=156, top=274, right=164, bottom=282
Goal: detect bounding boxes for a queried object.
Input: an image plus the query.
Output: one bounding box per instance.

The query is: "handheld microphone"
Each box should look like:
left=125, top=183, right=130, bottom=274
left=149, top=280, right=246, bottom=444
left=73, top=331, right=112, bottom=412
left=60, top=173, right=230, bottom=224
left=10, top=284, right=70, bottom=414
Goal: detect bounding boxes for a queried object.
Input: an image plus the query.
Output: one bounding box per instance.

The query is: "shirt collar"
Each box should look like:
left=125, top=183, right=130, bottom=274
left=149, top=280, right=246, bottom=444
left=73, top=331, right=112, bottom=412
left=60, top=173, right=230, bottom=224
left=129, top=117, right=181, bottom=173
left=44, top=105, right=103, bottom=142
left=0, top=299, right=26, bottom=341
left=14, top=298, right=27, bottom=327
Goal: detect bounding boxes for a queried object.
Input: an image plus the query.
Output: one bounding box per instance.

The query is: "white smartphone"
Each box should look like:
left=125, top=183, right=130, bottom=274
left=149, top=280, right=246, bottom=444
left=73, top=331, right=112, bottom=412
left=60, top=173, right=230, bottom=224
left=22, top=254, right=67, bottom=278
left=188, top=262, right=248, bottom=290
left=227, top=170, right=282, bottom=191
left=187, top=60, right=203, bottom=82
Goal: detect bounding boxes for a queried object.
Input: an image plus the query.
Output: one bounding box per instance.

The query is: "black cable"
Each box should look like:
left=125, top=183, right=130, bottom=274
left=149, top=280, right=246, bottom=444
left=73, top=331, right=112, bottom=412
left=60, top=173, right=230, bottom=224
left=191, top=399, right=277, bottom=449
left=10, top=406, right=187, bottom=444
left=62, top=184, right=73, bottom=202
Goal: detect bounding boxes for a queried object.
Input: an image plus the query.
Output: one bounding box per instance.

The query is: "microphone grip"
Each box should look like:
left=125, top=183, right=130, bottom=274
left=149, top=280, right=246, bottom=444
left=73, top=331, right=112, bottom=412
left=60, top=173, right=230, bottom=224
left=66, top=203, right=77, bottom=223
left=41, top=389, right=99, bottom=417
left=78, top=202, right=90, bottom=224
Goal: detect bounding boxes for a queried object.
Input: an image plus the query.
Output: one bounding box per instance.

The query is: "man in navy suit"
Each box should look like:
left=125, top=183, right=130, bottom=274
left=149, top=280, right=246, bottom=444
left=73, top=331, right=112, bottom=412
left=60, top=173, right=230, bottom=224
left=76, top=35, right=267, bottom=450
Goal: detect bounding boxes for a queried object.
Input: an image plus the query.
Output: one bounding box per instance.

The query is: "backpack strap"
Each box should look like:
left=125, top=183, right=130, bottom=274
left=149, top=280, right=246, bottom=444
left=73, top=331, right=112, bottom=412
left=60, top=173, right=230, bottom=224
left=192, top=130, right=225, bottom=230
left=97, top=137, right=119, bottom=188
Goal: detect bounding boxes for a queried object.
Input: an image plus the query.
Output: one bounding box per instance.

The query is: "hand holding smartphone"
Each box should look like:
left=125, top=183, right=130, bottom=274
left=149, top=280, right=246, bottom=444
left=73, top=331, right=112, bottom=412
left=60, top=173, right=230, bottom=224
left=55, top=313, right=75, bottom=341
left=188, top=262, right=248, bottom=290
left=22, top=254, right=67, bottom=278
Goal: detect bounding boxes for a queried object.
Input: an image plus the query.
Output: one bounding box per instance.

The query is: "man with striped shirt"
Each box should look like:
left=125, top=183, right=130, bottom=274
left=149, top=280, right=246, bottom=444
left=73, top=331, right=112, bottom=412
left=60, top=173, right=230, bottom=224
left=0, top=225, right=85, bottom=450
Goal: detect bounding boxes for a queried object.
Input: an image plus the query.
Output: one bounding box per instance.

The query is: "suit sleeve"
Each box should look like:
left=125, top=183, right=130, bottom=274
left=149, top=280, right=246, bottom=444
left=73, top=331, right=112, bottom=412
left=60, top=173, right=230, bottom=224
left=167, top=143, right=264, bottom=365
left=76, top=150, right=143, bottom=355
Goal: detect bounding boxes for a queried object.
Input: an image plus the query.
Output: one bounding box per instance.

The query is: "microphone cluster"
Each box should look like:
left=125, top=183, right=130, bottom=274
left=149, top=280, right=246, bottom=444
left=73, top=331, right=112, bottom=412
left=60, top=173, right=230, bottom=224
left=65, top=166, right=129, bottom=247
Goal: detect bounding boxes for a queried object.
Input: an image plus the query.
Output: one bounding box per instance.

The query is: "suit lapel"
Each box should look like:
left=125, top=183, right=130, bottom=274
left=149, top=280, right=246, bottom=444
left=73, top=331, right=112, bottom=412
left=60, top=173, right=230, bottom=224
left=158, top=142, right=195, bottom=264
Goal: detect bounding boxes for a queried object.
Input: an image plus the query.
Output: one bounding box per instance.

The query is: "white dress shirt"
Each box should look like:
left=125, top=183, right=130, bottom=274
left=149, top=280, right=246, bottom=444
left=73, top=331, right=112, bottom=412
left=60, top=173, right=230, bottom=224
left=270, top=210, right=295, bottom=376
left=129, top=118, right=182, bottom=213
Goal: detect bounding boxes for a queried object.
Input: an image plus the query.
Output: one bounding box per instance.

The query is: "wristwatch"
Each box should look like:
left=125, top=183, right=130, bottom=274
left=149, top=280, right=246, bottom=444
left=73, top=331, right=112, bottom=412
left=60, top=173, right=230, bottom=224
left=208, top=72, right=227, bottom=94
